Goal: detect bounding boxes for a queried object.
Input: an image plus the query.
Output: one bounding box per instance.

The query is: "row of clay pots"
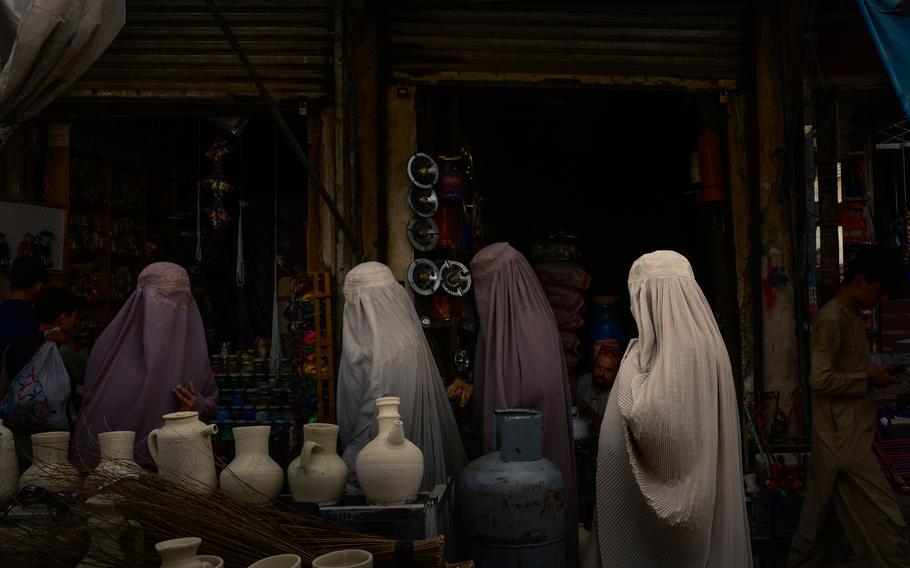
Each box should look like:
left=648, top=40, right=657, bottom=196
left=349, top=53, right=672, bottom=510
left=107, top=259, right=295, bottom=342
left=155, top=397, right=425, bottom=506
left=155, top=535, right=372, bottom=568
left=81, top=530, right=374, bottom=568
left=149, top=411, right=349, bottom=505
left=1, top=396, right=426, bottom=507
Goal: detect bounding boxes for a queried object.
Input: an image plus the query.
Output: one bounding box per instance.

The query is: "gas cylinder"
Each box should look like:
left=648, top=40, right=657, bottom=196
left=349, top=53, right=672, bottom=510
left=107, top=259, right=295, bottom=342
left=590, top=296, right=625, bottom=362
left=457, top=409, right=566, bottom=568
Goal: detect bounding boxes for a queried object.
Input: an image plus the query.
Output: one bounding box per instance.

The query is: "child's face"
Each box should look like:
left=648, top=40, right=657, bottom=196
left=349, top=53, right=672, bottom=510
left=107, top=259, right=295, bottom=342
left=58, top=310, right=78, bottom=334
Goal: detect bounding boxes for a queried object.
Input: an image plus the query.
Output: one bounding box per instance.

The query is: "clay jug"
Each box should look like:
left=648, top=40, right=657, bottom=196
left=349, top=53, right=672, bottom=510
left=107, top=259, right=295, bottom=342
left=76, top=496, right=129, bottom=568
left=288, top=423, right=347, bottom=504
left=19, top=431, right=80, bottom=492
left=356, top=397, right=423, bottom=505
left=156, top=537, right=213, bottom=568
left=0, top=419, right=18, bottom=501
left=92, top=431, right=140, bottom=479
left=148, top=412, right=218, bottom=494
left=220, top=425, right=283, bottom=504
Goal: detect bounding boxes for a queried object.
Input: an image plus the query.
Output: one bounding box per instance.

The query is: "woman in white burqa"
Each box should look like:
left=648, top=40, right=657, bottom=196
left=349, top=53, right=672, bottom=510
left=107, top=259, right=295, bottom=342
left=338, top=261, right=467, bottom=493
left=583, top=251, right=751, bottom=568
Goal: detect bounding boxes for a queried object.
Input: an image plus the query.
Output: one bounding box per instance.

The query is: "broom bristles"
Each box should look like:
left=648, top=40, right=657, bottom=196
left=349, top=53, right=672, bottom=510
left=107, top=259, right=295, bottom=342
left=1, top=464, right=445, bottom=568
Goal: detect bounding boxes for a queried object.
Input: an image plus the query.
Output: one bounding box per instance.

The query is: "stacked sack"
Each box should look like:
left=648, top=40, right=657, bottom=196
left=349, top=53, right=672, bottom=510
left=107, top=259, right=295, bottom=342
left=535, top=262, right=591, bottom=376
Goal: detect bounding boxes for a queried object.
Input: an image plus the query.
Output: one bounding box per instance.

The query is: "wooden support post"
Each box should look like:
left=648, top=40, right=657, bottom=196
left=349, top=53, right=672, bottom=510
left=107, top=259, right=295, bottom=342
left=385, top=86, right=417, bottom=282
left=45, top=124, right=70, bottom=208
left=352, top=3, right=380, bottom=261
left=727, top=95, right=756, bottom=397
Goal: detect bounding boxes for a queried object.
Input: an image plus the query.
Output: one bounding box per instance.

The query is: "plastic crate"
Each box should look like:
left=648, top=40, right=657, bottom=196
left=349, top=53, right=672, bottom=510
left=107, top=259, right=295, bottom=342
left=748, top=494, right=804, bottom=540
left=747, top=495, right=772, bottom=539
left=771, top=495, right=804, bottom=538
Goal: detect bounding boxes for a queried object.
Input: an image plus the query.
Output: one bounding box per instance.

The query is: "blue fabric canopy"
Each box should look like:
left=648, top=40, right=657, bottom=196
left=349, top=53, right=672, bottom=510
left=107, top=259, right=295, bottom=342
left=858, top=0, right=910, bottom=120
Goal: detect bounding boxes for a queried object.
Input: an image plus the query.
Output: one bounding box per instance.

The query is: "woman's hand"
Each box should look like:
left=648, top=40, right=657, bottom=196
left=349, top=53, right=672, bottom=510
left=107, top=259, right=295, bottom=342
left=173, top=382, right=199, bottom=411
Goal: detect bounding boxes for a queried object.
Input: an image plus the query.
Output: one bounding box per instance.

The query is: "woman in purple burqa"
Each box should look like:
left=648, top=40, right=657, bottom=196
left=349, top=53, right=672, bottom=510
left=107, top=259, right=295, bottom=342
left=73, top=262, right=217, bottom=468
left=471, top=242, right=578, bottom=561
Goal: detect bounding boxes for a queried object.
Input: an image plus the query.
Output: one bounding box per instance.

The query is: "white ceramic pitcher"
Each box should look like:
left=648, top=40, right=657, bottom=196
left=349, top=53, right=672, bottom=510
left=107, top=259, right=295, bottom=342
left=356, top=398, right=423, bottom=505
left=148, top=412, right=218, bottom=494
left=288, top=423, right=347, bottom=505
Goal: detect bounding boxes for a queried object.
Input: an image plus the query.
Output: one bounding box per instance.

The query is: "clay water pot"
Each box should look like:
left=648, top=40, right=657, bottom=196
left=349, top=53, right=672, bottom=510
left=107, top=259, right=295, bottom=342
left=355, top=397, right=423, bottom=505
left=76, top=496, right=130, bottom=568
left=148, top=412, right=218, bottom=495
left=0, top=419, right=18, bottom=501
left=312, top=549, right=373, bottom=568
left=220, top=425, right=283, bottom=504
left=247, top=554, right=302, bottom=568
left=92, top=430, right=140, bottom=479
left=287, top=423, right=347, bottom=504
left=19, top=431, right=80, bottom=492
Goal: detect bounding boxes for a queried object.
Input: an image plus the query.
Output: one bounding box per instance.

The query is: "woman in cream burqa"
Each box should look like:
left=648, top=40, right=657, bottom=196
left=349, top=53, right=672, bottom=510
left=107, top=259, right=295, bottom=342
left=338, top=262, right=467, bottom=492
left=471, top=242, right=578, bottom=560
left=74, top=262, right=218, bottom=468
left=583, top=251, right=751, bottom=567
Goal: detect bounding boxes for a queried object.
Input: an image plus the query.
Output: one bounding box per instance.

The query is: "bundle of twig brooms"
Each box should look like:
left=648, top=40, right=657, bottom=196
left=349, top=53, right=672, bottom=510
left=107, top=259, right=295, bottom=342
left=0, top=463, right=445, bottom=567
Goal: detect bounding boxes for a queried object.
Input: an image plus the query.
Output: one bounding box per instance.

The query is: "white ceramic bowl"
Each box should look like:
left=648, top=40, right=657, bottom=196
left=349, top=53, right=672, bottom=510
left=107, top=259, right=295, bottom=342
left=198, top=555, right=224, bottom=568
left=247, top=554, right=302, bottom=568
left=312, top=549, right=373, bottom=568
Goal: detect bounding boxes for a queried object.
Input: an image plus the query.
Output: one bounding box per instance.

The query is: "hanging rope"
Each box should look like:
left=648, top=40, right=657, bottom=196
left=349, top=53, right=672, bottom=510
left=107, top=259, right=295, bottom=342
left=195, top=120, right=202, bottom=262
left=270, top=121, right=282, bottom=373
left=235, top=139, right=245, bottom=287
left=204, top=0, right=362, bottom=259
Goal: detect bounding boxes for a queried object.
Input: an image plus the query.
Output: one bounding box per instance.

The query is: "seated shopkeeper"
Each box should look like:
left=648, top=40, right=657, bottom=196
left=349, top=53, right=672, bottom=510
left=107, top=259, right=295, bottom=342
left=73, top=262, right=218, bottom=470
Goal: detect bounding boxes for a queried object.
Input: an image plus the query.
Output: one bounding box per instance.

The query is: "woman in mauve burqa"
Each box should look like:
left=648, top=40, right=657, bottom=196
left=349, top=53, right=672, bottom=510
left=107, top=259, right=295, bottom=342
left=583, top=251, right=751, bottom=568
left=338, top=262, right=467, bottom=492
left=471, top=242, right=578, bottom=559
left=74, top=263, right=218, bottom=468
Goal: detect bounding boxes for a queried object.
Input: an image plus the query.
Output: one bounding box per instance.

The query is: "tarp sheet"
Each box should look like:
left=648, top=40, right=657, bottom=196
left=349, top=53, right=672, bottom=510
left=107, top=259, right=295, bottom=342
left=858, top=0, right=910, bottom=121
left=0, top=0, right=124, bottom=144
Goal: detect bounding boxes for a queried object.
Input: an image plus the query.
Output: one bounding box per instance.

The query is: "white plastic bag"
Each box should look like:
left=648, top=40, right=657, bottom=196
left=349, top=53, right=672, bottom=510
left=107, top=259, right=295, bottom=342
left=0, top=342, right=72, bottom=430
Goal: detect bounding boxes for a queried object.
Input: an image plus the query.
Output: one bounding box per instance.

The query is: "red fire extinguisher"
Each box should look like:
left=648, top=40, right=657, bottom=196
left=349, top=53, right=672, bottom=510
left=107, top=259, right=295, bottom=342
left=698, top=130, right=724, bottom=202
left=435, top=201, right=459, bottom=249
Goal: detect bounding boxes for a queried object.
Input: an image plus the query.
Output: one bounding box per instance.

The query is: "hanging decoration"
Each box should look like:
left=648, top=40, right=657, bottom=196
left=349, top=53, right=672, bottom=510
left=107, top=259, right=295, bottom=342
left=270, top=122, right=282, bottom=373
left=200, top=135, right=235, bottom=230
left=235, top=140, right=245, bottom=287
left=205, top=137, right=232, bottom=167
left=205, top=200, right=229, bottom=229
left=195, top=121, right=203, bottom=262
left=236, top=199, right=245, bottom=286
left=201, top=173, right=234, bottom=198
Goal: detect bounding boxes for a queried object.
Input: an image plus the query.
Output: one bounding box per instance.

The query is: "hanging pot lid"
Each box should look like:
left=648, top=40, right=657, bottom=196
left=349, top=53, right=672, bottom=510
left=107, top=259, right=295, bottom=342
left=408, top=186, right=439, bottom=218
left=407, top=153, right=439, bottom=189
left=407, top=217, right=439, bottom=252
left=407, top=258, right=441, bottom=296
left=440, top=260, right=471, bottom=296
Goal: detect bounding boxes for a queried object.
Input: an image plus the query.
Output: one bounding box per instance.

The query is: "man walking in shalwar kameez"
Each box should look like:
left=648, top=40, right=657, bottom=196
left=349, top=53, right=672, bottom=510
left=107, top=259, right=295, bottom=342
left=788, top=246, right=910, bottom=568
left=337, top=262, right=467, bottom=494
left=583, top=251, right=752, bottom=568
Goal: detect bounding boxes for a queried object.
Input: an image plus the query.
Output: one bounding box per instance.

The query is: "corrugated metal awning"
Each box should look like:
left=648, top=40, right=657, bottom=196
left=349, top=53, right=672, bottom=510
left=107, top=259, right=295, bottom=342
left=385, top=1, right=747, bottom=91
left=62, top=0, right=333, bottom=103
